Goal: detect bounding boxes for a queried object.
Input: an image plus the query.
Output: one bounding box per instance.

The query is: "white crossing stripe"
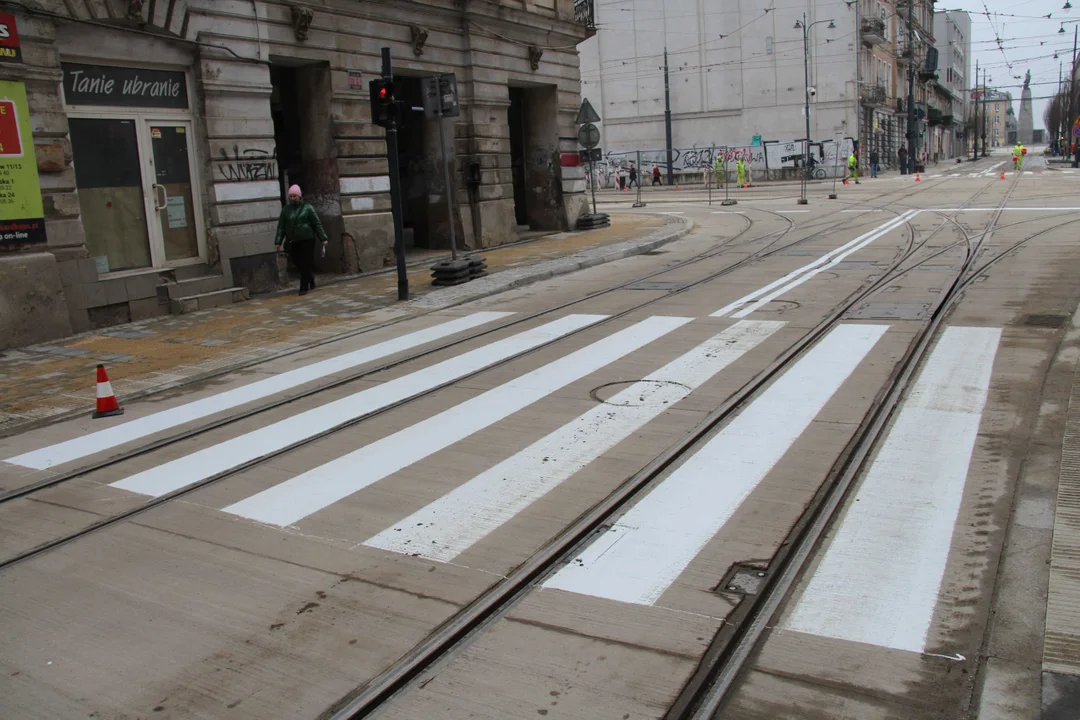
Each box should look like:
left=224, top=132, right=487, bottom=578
left=364, top=320, right=784, bottom=561
left=543, top=323, right=889, bottom=606
left=7, top=312, right=514, bottom=470
left=784, top=326, right=1000, bottom=653
left=712, top=211, right=916, bottom=318
left=224, top=316, right=692, bottom=527
left=109, top=314, right=604, bottom=498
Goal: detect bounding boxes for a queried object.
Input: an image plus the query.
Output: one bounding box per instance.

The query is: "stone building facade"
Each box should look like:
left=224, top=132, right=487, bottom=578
left=0, top=0, right=591, bottom=350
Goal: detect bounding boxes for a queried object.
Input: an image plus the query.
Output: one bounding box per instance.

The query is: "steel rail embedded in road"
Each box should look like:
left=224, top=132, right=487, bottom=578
left=313, top=178, right=1015, bottom=720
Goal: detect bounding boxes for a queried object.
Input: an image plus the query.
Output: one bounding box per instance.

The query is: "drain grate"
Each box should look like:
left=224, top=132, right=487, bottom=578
left=625, top=281, right=685, bottom=291
left=715, top=563, right=769, bottom=596
left=846, top=302, right=931, bottom=320
left=1023, top=314, right=1068, bottom=328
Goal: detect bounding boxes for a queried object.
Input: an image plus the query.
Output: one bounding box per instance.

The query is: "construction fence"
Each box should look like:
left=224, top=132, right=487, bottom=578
left=587, top=138, right=857, bottom=190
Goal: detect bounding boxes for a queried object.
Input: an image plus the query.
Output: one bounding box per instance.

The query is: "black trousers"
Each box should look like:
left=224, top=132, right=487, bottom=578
left=289, top=238, right=316, bottom=292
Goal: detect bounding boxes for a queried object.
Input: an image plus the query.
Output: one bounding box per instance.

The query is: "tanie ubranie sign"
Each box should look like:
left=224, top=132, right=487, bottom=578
left=61, top=63, right=188, bottom=109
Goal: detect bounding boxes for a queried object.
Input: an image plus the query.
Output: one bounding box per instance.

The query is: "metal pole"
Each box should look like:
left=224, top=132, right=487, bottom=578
left=434, top=82, right=457, bottom=261
left=800, top=15, right=810, bottom=205
left=590, top=156, right=598, bottom=214
left=906, top=0, right=917, bottom=176
left=708, top=145, right=713, bottom=205
left=829, top=137, right=841, bottom=198
left=383, top=48, right=408, bottom=301
left=972, top=59, right=978, bottom=161
left=664, top=47, right=674, bottom=185
left=982, top=68, right=988, bottom=157
left=1070, top=26, right=1078, bottom=167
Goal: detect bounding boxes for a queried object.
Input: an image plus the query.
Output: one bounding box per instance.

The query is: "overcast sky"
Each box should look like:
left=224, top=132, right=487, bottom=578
left=954, top=0, right=1078, bottom=133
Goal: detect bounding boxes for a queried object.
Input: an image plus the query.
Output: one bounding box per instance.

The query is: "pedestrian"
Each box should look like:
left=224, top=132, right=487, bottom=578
left=1012, top=141, right=1026, bottom=172
left=652, top=163, right=662, bottom=186
left=274, top=184, right=328, bottom=296
left=628, top=163, right=638, bottom=189
left=736, top=157, right=747, bottom=187
left=1073, top=141, right=1079, bottom=169
left=898, top=146, right=908, bottom=175
left=869, top=148, right=879, bottom=178
left=843, top=151, right=860, bottom=184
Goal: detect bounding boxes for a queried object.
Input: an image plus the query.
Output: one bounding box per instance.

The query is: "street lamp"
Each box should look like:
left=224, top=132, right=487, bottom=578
left=795, top=14, right=836, bottom=204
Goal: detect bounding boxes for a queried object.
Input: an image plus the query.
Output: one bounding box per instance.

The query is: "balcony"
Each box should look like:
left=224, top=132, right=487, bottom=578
left=861, top=17, right=886, bottom=46
left=860, top=83, right=888, bottom=107
left=574, top=0, right=596, bottom=31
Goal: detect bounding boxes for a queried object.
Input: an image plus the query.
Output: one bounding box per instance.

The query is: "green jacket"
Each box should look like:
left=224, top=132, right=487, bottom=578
left=274, top=201, right=328, bottom=248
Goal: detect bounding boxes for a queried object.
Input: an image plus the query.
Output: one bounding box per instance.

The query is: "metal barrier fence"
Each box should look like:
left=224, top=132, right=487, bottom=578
left=584, top=139, right=858, bottom=193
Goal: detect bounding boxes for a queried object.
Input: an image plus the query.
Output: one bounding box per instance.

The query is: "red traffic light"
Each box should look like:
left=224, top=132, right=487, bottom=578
left=379, top=87, right=388, bottom=100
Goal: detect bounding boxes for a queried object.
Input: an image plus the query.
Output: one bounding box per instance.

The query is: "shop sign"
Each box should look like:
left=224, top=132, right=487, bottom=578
left=348, top=70, right=363, bottom=90
left=0, top=14, right=22, bottom=63
left=0, top=81, right=46, bottom=246
left=61, top=63, right=188, bottom=109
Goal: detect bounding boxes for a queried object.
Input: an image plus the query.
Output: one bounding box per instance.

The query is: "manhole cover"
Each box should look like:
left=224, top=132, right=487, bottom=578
left=753, top=300, right=799, bottom=314
left=1023, top=314, right=1067, bottom=328
left=589, top=379, right=693, bottom=407
left=625, top=281, right=685, bottom=291
left=846, top=302, right=930, bottom=320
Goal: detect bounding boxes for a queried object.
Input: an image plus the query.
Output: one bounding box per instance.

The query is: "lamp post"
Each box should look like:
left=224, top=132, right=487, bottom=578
left=795, top=14, right=836, bottom=205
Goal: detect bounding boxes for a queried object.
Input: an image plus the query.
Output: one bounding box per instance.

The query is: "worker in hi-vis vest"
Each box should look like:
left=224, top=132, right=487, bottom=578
left=1012, top=141, right=1026, bottom=171
left=735, top=157, right=747, bottom=187
left=713, top=154, right=726, bottom=187
left=843, top=151, right=860, bottom=184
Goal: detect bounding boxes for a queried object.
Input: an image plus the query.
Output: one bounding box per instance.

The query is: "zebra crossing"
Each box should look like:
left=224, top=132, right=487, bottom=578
left=59, top=308, right=998, bottom=659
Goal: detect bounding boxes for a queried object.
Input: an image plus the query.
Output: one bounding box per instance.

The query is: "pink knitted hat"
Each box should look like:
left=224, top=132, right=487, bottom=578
left=287, top=184, right=302, bottom=196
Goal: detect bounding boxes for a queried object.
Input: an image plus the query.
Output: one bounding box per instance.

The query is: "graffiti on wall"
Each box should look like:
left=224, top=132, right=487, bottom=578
left=217, top=145, right=278, bottom=181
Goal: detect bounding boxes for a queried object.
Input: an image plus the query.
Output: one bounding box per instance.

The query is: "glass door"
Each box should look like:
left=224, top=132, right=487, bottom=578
left=145, top=122, right=200, bottom=262
left=69, top=117, right=153, bottom=273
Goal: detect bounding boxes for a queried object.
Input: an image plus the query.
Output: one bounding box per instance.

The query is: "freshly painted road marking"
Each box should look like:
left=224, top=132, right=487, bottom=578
left=776, top=210, right=810, bottom=213
left=543, top=323, right=889, bottom=606
left=659, top=212, right=686, bottom=215
left=109, top=315, right=605, bottom=498
left=364, top=320, right=785, bottom=561
left=784, top=326, right=1000, bottom=653
left=6, top=312, right=514, bottom=470
left=712, top=211, right=916, bottom=318
left=224, top=316, right=692, bottom=527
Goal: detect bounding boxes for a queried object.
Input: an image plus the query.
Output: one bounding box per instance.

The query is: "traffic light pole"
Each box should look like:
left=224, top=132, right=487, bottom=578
left=382, top=47, right=409, bottom=301
left=434, top=91, right=458, bottom=261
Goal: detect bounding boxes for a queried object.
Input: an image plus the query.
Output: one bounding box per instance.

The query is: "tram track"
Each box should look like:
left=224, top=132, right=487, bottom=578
left=0, top=167, right=966, bottom=518
left=0, top=182, right=954, bottom=569
left=302, top=179, right=1024, bottom=719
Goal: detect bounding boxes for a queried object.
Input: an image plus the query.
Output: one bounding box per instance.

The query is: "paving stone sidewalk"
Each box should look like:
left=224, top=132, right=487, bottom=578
left=0, top=214, right=691, bottom=436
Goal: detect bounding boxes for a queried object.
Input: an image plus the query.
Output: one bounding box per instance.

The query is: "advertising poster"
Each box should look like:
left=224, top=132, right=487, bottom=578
left=0, top=80, right=47, bottom=246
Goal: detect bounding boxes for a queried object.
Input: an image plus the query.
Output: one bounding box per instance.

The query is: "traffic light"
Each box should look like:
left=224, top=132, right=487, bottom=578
left=369, top=78, right=396, bottom=128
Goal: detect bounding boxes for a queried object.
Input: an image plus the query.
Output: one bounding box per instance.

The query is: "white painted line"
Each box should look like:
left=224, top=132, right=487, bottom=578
left=364, top=320, right=785, bottom=561
left=659, top=211, right=686, bottom=215
left=776, top=210, right=810, bottom=213
left=712, top=211, right=746, bottom=214
left=711, top=211, right=916, bottom=318
left=543, top=323, right=889, bottom=606
left=108, top=314, right=605, bottom=498
left=841, top=210, right=869, bottom=213
left=922, top=208, right=1080, bottom=212
left=730, top=212, right=914, bottom=318
left=7, top=312, right=515, bottom=470
left=784, top=326, right=1000, bottom=653
left=224, top=316, right=692, bottom=527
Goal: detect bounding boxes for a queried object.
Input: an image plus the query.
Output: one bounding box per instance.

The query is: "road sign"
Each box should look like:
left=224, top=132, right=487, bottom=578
left=421, top=73, right=460, bottom=119
left=578, top=123, right=600, bottom=149
left=579, top=147, right=602, bottom=162
left=576, top=98, right=601, bottom=125
left=1073, top=116, right=1080, bottom=139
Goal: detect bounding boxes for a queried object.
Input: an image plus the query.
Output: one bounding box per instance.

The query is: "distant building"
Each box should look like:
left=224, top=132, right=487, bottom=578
left=932, top=11, right=971, bottom=160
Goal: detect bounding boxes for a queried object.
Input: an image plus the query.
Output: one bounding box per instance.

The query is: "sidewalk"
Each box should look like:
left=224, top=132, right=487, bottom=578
left=0, top=213, right=691, bottom=437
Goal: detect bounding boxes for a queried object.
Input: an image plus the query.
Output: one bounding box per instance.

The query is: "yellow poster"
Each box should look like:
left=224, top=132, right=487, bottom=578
left=0, top=80, right=46, bottom=245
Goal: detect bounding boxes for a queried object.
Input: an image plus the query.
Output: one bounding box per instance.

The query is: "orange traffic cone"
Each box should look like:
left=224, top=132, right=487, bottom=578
left=915, top=172, right=921, bottom=182
left=93, top=364, right=124, bottom=418
left=1000, top=169, right=1006, bottom=180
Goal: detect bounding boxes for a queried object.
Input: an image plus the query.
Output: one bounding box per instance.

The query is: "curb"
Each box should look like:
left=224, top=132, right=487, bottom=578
left=0, top=214, right=694, bottom=439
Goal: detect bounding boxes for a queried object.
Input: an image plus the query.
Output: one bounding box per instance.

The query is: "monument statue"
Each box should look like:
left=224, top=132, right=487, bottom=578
left=1018, top=68, right=1034, bottom=144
